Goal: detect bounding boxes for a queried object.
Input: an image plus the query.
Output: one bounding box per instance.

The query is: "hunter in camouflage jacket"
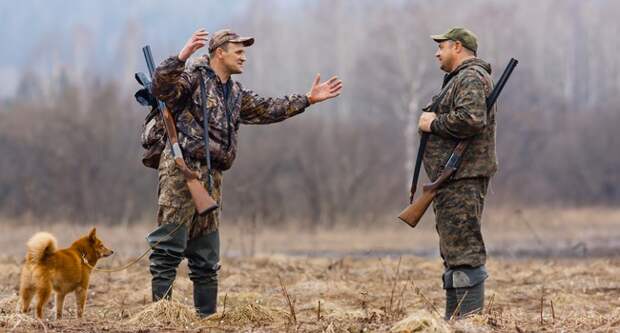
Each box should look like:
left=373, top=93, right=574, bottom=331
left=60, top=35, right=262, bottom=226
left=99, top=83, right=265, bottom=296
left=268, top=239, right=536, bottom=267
left=152, top=55, right=310, bottom=171
left=423, top=58, right=496, bottom=181
left=151, top=55, right=310, bottom=238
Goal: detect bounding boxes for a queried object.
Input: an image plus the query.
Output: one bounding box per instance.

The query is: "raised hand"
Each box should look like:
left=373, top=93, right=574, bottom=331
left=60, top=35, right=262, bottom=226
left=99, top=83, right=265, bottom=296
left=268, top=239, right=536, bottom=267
left=178, top=28, right=209, bottom=62
left=307, top=74, right=343, bottom=104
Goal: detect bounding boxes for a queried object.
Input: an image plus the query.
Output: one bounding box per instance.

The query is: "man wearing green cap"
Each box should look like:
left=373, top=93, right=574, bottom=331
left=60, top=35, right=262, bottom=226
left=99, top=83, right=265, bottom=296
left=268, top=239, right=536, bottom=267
left=148, top=28, right=343, bottom=316
left=418, top=27, right=496, bottom=319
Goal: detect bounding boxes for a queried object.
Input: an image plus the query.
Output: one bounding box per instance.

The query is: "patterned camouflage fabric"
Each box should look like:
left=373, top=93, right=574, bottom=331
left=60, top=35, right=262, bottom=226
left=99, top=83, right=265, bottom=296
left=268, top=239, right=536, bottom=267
left=422, top=57, right=496, bottom=269
left=157, top=147, right=223, bottom=239
left=152, top=55, right=310, bottom=170
left=208, top=29, right=254, bottom=53
left=152, top=55, right=309, bottom=238
left=423, top=58, right=496, bottom=182
left=433, top=177, right=488, bottom=268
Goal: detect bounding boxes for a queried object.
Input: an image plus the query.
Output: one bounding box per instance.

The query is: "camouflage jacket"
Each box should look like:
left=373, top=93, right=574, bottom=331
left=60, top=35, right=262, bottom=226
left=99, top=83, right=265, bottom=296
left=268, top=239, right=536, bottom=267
left=152, top=55, right=310, bottom=170
left=423, top=58, right=497, bottom=181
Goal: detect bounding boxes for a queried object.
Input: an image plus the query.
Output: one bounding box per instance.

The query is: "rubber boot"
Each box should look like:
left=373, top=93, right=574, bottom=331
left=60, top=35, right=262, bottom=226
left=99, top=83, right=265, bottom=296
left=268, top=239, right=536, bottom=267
left=152, top=282, right=174, bottom=301
left=193, top=284, right=218, bottom=317
left=185, top=230, right=220, bottom=316
left=146, top=223, right=188, bottom=302
left=445, top=281, right=485, bottom=319
left=443, top=266, right=488, bottom=320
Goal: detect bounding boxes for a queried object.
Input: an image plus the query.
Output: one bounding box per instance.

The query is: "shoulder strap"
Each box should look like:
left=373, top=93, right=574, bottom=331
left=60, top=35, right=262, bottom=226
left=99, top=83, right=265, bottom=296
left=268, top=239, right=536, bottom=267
left=468, top=65, right=494, bottom=113
left=198, top=69, right=214, bottom=193
left=430, top=80, right=453, bottom=113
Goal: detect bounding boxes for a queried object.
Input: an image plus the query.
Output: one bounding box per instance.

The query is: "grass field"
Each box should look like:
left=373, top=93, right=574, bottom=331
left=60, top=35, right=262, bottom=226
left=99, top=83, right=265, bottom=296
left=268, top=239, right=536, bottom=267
left=0, top=208, right=619, bottom=332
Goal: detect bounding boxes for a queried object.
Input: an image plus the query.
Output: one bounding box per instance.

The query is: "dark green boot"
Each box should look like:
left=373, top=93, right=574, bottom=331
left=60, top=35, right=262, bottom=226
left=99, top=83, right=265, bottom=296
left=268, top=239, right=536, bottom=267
left=443, top=266, right=488, bottom=319
left=147, top=223, right=188, bottom=302
left=152, top=282, right=173, bottom=301
left=193, top=284, right=218, bottom=317
left=185, top=230, right=220, bottom=316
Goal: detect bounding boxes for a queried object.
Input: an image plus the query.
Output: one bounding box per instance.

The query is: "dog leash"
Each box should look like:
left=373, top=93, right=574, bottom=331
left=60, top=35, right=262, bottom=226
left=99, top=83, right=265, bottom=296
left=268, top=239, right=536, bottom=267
left=82, top=221, right=188, bottom=273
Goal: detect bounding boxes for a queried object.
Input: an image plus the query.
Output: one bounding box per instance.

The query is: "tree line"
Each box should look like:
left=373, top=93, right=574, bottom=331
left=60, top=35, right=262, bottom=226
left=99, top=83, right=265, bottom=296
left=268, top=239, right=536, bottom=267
left=1, top=0, right=618, bottom=225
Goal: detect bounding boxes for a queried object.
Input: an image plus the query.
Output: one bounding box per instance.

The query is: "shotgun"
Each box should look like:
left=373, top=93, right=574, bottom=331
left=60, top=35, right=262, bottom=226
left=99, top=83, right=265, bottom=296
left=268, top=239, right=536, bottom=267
left=141, top=45, right=218, bottom=215
left=398, top=58, right=518, bottom=227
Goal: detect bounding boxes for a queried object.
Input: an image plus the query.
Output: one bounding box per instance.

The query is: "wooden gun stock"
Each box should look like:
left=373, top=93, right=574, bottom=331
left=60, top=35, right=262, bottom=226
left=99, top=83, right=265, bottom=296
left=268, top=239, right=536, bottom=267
left=161, top=108, right=218, bottom=215
left=398, top=187, right=436, bottom=228
left=399, top=58, right=518, bottom=228
left=398, top=167, right=454, bottom=228
left=142, top=45, right=218, bottom=216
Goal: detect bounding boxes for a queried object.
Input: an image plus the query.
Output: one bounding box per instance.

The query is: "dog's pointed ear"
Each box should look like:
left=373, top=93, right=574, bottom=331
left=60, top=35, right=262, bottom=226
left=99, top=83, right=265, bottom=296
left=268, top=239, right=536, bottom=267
left=89, top=227, right=97, bottom=241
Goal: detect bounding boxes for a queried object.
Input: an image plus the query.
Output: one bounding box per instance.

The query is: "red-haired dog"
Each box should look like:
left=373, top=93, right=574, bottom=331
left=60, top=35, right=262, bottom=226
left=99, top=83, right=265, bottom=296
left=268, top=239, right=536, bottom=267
left=19, top=227, right=113, bottom=319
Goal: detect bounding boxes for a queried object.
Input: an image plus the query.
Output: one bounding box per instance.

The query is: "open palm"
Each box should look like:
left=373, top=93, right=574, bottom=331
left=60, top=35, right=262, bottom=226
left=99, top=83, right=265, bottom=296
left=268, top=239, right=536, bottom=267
left=307, top=74, right=343, bottom=104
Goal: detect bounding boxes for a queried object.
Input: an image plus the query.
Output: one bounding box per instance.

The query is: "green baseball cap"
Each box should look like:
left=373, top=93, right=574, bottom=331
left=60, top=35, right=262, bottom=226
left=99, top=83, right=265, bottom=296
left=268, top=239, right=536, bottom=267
left=431, top=27, right=478, bottom=54
left=208, top=29, right=255, bottom=53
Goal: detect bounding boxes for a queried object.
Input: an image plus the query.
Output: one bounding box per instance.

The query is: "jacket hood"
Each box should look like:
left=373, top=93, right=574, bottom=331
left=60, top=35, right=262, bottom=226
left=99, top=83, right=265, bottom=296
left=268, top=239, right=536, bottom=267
left=186, top=55, right=215, bottom=75
left=454, top=57, right=492, bottom=75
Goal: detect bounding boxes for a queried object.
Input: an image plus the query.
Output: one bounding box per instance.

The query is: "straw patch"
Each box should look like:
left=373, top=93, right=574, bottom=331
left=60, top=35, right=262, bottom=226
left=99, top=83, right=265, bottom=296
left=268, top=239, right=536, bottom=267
left=125, top=299, right=199, bottom=329
left=206, top=292, right=287, bottom=326
left=390, top=310, right=450, bottom=333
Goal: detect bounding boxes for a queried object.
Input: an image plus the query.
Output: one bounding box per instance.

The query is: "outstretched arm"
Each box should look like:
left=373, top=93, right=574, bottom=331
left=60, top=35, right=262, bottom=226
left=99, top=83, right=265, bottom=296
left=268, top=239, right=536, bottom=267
left=240, top=74, right=343, bottom=124
left=152, top=28, right=209, bottom=109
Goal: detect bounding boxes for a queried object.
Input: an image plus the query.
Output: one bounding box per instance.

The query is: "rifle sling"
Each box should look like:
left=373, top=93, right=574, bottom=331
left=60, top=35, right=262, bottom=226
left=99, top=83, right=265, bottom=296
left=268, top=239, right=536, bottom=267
left=199, top=69, right=214, bottom=194
left=439, top=66, right=493, bottom=176
left=438, top=60, right=517, bottom=183
left=409, top=81, right=454, bottom=201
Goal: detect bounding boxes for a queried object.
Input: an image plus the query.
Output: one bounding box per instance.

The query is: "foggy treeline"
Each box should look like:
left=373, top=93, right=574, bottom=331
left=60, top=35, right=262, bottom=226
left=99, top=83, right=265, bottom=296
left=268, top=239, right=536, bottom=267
left=1, top=0, right=618, bottom=226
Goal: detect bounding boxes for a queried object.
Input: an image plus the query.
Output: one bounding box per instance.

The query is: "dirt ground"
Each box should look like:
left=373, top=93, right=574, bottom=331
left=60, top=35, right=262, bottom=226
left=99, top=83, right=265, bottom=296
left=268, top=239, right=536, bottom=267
left=0, top=208, right=619, bottom=332
left=1, top=256, right=619, bottom=332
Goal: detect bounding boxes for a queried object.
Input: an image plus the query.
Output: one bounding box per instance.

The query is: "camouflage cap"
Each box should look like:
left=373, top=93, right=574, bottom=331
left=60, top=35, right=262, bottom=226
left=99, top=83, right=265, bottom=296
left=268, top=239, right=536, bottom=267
left=208, top=29, right=255, bottom=53
left=431, top=27, right=478, bottom=54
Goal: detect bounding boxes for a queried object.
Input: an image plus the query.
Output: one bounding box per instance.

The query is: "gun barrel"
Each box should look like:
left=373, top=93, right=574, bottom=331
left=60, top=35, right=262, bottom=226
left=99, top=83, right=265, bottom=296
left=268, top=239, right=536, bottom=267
left=138, top=44, right=219, bottom=215
left=143, top=45, right=160, bottom=79
left=399, top=58, right=518, bottom=229
left=487, top=58, right=518, bottom=110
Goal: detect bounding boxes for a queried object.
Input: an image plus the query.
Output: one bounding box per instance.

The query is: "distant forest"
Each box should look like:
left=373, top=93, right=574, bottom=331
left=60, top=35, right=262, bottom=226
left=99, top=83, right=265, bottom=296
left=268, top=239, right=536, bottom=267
left=1, top=0, right=618, bottom=225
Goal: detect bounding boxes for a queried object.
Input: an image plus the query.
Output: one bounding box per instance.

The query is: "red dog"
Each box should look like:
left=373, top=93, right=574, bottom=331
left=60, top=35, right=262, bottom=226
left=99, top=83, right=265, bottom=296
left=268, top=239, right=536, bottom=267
left=19, top=228, right=113, bottom=319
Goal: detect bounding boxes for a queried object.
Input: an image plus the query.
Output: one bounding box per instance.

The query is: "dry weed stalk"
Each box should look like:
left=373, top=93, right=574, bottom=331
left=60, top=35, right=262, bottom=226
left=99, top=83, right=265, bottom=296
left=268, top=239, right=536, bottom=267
left=221, top=293, right=228, bottom=322
left=486, top=292, right=496, bottom=314
left=360, top=289, right=370, bottom=320
left=387, top=257, right=402, bottom=319
left=411, top=281, right=440, bottom=317
left=393, top=277, right=409, bottom=320
left=278, top=275, right=297, bottom=324
left=449, top=290, right=469, bottom=321
left=540, top=285, right=545, bottom=325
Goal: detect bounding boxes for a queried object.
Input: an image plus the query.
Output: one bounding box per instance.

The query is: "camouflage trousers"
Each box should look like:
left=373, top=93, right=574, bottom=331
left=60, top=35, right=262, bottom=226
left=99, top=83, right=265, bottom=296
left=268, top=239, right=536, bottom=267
left=432, top=177, right=489, bottom=268
left=157, top=147, right=223, bottom=240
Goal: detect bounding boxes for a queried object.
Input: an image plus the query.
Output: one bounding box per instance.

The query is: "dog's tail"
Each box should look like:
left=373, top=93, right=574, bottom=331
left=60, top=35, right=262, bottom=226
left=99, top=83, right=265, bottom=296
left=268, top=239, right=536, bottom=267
left=26, top=232, right=57, bottom=263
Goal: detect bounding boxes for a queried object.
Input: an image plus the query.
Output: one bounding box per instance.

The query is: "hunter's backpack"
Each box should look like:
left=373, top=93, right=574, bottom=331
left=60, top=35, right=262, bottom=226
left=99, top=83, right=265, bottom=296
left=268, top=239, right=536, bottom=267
left=134, top=73, right=165, bottom=169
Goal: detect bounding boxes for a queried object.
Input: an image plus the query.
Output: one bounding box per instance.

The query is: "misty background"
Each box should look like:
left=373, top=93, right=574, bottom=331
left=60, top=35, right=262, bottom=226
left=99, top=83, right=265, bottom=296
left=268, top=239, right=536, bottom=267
left=0, top=0, right=618, bottom=227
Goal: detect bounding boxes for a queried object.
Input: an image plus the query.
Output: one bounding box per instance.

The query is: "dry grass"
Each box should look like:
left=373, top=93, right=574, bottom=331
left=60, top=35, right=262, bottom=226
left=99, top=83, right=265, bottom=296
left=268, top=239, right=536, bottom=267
left=0, top=208, right=619, bottom=332
left=126, top=299, right=198, bottom=329
left=0, top=255, right=619, bottom=332
left=0, top=207, right=618, bottom=258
